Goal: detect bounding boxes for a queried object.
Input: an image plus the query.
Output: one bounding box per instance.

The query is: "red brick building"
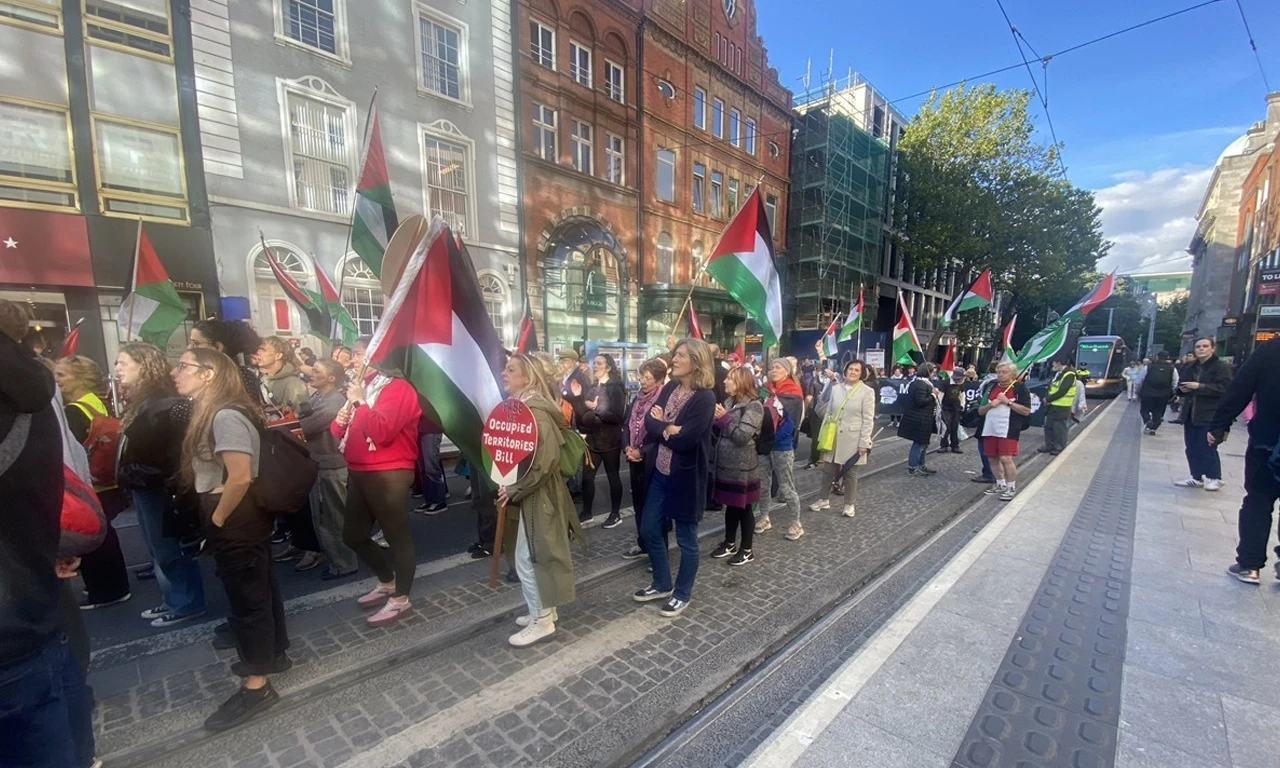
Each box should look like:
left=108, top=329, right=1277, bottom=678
left=516, top=0, right=790, bottom=355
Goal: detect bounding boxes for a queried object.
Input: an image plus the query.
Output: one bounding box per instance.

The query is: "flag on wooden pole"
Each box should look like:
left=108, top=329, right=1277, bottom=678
left=838, top=288, right=863, bottom=341
left=892, top=291, right=922, bottom=364
left=117, top=223, right=187, bottom=347
left=705, top=188, right=783, bottom=347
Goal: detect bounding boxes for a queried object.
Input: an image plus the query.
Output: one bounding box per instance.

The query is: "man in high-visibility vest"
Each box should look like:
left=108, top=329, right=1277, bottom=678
left=1040, top=357, right=1078, bottom=455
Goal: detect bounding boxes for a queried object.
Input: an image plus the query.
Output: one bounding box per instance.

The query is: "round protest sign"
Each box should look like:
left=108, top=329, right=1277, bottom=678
left=483, top=398, right=539, bottom=486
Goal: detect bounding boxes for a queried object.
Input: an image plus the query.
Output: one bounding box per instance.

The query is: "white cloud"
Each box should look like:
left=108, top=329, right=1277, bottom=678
left=1093, top=166, right=1213, bottom=274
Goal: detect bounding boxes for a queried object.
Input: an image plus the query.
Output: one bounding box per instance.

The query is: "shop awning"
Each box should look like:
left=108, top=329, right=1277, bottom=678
left=0, top=208, right=95, bottom=288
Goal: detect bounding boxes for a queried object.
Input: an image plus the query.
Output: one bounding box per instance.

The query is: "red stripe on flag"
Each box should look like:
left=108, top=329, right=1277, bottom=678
left=369, top=230, right=453, bottom=365
left=134, top=228, right=170, bottom=286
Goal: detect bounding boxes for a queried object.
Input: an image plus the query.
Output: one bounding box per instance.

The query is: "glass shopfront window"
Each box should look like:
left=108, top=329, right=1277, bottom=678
left=542, top=220, right=630, bottom=352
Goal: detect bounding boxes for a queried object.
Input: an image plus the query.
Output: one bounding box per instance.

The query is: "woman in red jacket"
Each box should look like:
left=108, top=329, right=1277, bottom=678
left=330, top=340, right=422, bottom=627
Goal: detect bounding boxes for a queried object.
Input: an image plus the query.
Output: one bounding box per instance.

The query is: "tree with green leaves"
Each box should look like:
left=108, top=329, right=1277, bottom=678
left=894, top=84, right=1110, bottom=348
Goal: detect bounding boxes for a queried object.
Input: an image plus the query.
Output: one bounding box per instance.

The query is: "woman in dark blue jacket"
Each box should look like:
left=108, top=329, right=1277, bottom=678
left=632, top=338, right=716, bottom=618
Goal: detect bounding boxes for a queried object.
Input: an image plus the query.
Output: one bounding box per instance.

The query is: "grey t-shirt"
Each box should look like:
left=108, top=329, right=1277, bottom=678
left=192, top=409, right=260, bottom=493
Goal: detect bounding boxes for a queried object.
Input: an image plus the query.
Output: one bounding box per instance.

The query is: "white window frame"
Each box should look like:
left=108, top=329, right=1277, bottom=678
left=765, top=193, right=778, bottom=235
left=530, top=18, right=555, bottom=69
left=692, top=162, right=705, bottom=214
left=728, top=108, right=740, bottom=148
left=605, top=133, right=624, bottom=185
left=693, top=87, right=706, bottom=130
left=532, top=103, right=557, bottom=162
left=712, top=98, right=723, bottom=139
left=420, top=119, right=477, bottom=238
left=413, top=4, right=470, bottom=107
left=274, top=0, right=350, bottom=64
left=477, top=269, right=510, bottom=345
left=710, top=170, right=723, bottom=218
left=745, top=118, right=757, bottom=155
left=569, top=40, right=592, bottom=89
left=278, top=77, right=357, bottom=220
left=570, top=119, right=592, bottom=175
left=339, top=254, right=383, bottom=336
left=0, top=95, right=79, bottom=212
left=605, top=59, right=624, bottom=103
left=249, top=240, right=315, bottom=338
left=656, top=147, right=675, bottom=203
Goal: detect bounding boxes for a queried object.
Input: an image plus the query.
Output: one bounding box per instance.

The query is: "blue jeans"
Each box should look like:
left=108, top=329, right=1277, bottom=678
left=133, top=486, right=205, bottom=615
left=908, top=441, right=929, bottom=469
left=976, top=435, right=994, bottom=480
left=417, top=433, right=447, bottom=506
left=641, top=473, right=700, bottom=601
left=0, top=634, right=95, bottom=768
left=1184, top=423, right=1222, bottom=481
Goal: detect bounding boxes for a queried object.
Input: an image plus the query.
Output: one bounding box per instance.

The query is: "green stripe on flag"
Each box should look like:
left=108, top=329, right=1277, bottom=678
left=706, top=256, right=779, bottom=347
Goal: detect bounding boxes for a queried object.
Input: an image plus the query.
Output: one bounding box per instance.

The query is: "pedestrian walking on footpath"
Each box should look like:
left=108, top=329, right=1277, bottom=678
left=1122, top=361, right=1139, bottom=401
left=710, top=367, right=764, bottom=566
left=1209, top=338, right=1280, bottom=584
left=498, top=353, right=585, bottom=646
left=1040, top=357, right=1077, bottom=455
left=756, top=358, right=804, bottom=540
left=115, top=342, right=208, bottom=628
left=899, top=362, right=939, bottom=476
left=634, top=338, right=717, bottom=617
left=332, top=348, right=423, bottom=627
left=570, top=353, right=626, bottom=526
left=1174, top=337, right=1233, bottom=492
left=811, top=359, right=876, bottom=518
left=978, top=361, right=1033, bottom=501
left=297, top=359, right=359, bottom=580
left=622, top=359, right=668, bottom=560
left=1139, top=351, right=1178, bottom=435
left=174, top=348, right=290, bottom=732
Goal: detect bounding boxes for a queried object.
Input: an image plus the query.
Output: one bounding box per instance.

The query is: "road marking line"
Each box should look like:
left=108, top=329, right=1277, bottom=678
left=743, top=398, right=1121, bottom=768
left=344, top=610, right=668, bottom=767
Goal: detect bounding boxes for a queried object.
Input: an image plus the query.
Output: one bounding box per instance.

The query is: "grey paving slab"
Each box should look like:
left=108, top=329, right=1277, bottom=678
left=1221, top=693, right=1280, bottom=768
left=802, top=715, right=952, bottom=768
left=1125, top=618, right=1280, bottom=708
left=1116, top=729, right=1229, bottom=768
left=936, top=553, right=1047, bottom=629
left=1116, top=666, right=1230, bottom=765
left=1126, top=583, right=1205, bottom=636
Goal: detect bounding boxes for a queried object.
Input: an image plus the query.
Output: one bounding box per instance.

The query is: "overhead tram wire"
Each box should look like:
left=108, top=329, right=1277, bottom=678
left=1232, top=0, right=1272, bottom=93
left=994, top=0, right=1069, bottom=178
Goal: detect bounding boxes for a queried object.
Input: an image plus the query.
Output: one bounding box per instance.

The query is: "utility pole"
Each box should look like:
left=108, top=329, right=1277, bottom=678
left=1106, top=307, right=1115, bottom=336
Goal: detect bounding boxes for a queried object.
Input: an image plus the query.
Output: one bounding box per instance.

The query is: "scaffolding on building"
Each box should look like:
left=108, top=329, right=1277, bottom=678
left=786, top=73, right=892, bottom=331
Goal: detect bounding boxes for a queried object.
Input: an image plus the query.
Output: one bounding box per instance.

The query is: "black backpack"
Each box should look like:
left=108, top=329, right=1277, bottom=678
left=1143, top=362, right=1175, bottom=396
left=254, top=424, right=318, bottom=514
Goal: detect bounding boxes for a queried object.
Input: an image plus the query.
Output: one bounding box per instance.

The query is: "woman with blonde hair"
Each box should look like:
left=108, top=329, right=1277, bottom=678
left=633, top=338, right=716, bottom=617
left=497, top=352, right=584, bottom=647
left=54, top=355, right=132, bottom=609
left=173, top=347, right=289, bottom=731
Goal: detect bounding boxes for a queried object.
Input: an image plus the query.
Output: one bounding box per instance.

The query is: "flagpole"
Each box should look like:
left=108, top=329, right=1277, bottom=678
left=338, top=86, right=380, bottom=301
left=125, top=219, right=142, bottom=342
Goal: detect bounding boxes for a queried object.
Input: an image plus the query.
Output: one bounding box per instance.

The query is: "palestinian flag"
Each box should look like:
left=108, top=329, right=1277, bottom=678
left=366, top=221, right=506, bottom=472
left=350, top=94, right=399, bottom=278
left=687, top=304, right=704, bottom=340
left=939, top=343, right=955, bottom=372
left=117, top=224, right=187, bottom=347
left=942, top=268, right=992, bottom=326
left=1014, top=315, right=1072, bottom=371
left=892, top=292, right=922, bottom=365
left=58, top=318, right=84, bottom=358
left=261, top=237, right=330, bottom=341
left=998, top=313, right=1018, bottom=365
left=706, top=188, right=783, bottom=347
left=515, top=298, right=538, bottom=354
left=838, top=289, right=863, bottom=341
left=1066, top=270, right=1116, bottom=317
left=816, top=315, right=840, bottom=357
left=308, top=253, right=359, bottom=346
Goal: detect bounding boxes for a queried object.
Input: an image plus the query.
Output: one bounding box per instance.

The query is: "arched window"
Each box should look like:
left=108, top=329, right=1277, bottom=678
left=252, top=245, right=312, bottom=338
left=341, top=256, right=383, bottom=336
left=478, top=272, right=508, bottom=344
left=656, top=232, right=673, bottom=283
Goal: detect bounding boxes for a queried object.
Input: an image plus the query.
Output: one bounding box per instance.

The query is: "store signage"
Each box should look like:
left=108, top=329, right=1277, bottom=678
left=1223, top=316, right=1240, bottom=326
left=583, top=267, right=607, bottom=312
left=1259, top=306, right=1280, bottom=317
left=1257, top=268, right=1280, bottom=297
left=1256, top=331, right=1277, bottom=343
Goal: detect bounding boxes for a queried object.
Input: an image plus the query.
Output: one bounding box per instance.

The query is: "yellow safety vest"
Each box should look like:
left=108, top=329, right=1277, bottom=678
left=1049, top=370, right=1077, bottom=407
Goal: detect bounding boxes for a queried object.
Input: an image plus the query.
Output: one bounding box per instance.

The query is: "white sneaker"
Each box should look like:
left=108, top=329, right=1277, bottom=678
left=516, top=607, right=557, bottom=627
left=1204, top=478, right=1223, bottom=492
left=509, top=614, right=556, bottom=647
left=1174, top=477, right=1204, bottom=488
left=809, top=499, right=830, bottom=512
left=842, top=503, right=856, bottom=518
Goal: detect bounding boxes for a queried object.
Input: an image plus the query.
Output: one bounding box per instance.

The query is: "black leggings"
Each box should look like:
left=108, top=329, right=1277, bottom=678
left=344, top=469, right=416, bottom=597
left=724, top=505, right=754, bottom=550
left=581, top=448, right=623, bottom=518
left=628, top=458, right=646, bottom=549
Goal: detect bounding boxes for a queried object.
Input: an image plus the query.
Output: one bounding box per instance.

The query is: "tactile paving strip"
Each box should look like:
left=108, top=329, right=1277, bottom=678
left=951, top=407, right=1139, bottom=768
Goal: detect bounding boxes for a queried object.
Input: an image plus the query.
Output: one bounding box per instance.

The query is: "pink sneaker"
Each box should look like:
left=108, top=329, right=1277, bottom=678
left=367, top=597, right=412, bottom=627
left=356, top=583, right=395, bottom=608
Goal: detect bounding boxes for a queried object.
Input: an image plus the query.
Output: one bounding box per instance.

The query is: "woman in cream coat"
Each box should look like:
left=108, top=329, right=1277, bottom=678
left=809, top=359, right=876, bottom=517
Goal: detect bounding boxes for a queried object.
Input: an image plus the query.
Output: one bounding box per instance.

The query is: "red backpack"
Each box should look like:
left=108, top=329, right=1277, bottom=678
left=71, top=394, right=122, bottom=491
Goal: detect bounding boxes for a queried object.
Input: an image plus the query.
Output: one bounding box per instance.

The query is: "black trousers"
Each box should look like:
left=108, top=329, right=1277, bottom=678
left=472, top=471, right=497, bottom=549
left=581, top=447, right=623, bottom=519
left=1140, top=396, right=1169, bottom=431
left=724, top=505, right=754, bottom=550
left=284, top=500, right=322, bottom=552
left=1236, top=445, right=1280, bottom=570
left=79, top=487, right=130, bottom=604
left=200, top=493, right=288, bottom=673
left=939, top=410, right=961, bottom=449
left=628, top=458, right=646, bottom=550
left=343, top=469, right=416, bottom=597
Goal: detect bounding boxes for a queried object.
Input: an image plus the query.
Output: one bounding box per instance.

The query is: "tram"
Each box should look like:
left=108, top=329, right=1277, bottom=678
left=1075, top=335, right=1129, bottom=398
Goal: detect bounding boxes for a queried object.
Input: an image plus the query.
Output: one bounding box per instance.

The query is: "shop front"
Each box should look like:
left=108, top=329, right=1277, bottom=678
left=540, top=217, right=636, bottom=355
left=640, top=284, right=747, bottom=352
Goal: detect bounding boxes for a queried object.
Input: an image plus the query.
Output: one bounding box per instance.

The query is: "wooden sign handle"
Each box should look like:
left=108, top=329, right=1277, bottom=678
left=488, top=499, right=507, bottom=588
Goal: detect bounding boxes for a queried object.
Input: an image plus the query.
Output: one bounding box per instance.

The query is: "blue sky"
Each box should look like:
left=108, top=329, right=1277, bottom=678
left=756, top=0, right=1280, bottom=273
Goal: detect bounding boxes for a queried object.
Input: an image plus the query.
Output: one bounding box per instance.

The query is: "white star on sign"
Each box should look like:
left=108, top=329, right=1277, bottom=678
left=2, top=237, right=15, bottom=249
